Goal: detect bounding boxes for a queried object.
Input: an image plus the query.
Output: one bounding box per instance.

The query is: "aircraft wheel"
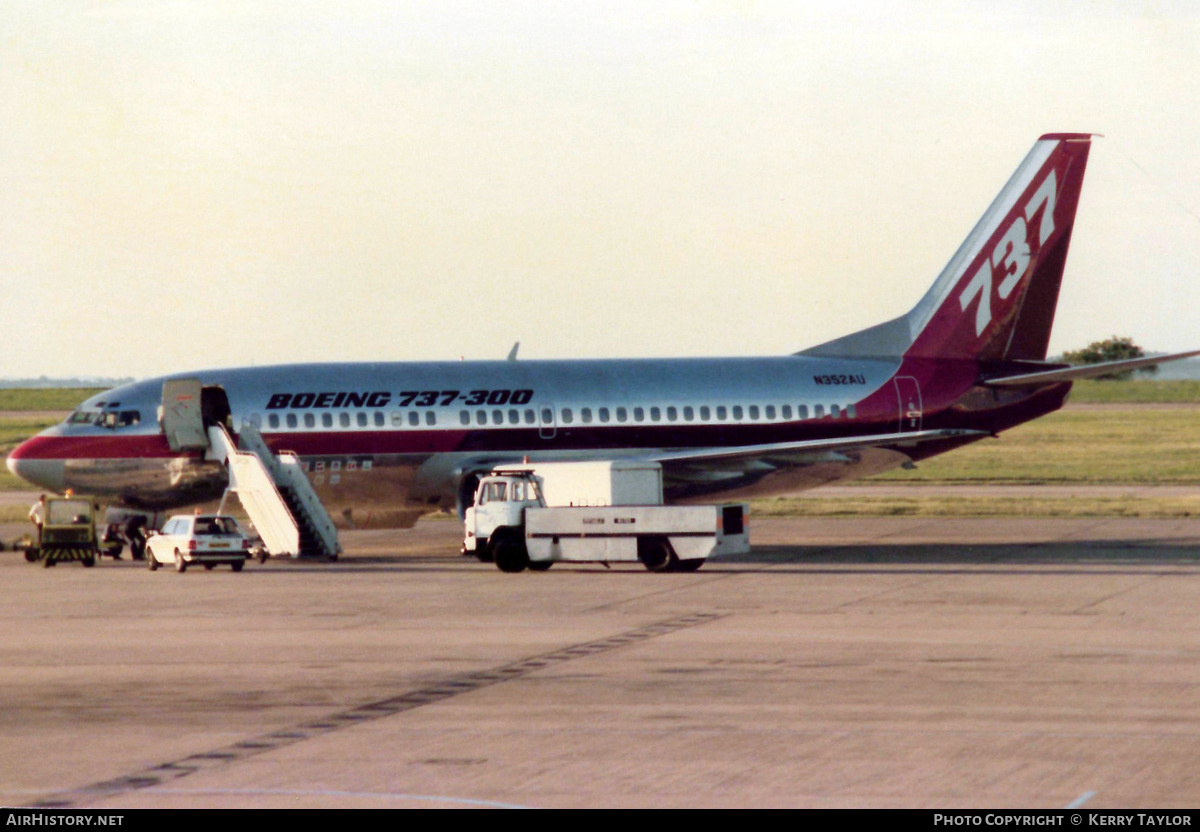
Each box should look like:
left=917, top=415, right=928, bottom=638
left=174, top=550, right=187, bottom=573
left=528, top=560, right=553, bottom=572
left=493, top=537, right=528, bottom=573
left=674, top=559, right=704, bottom=572
left=637, top=538, right=677, bottom=573
left=231, top=560, right=244, bottom=572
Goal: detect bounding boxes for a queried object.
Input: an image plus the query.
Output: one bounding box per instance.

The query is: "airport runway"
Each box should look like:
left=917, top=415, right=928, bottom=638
left=3, top=514, right=1200, bottom=809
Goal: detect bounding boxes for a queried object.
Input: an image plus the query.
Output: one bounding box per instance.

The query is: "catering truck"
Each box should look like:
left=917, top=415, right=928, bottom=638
left=462, top=461, right=750, bottom=573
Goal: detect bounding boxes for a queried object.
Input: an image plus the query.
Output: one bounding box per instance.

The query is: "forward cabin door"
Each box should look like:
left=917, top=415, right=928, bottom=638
left=161, top=378, right=208, bottom=451
left=893, top=376, right=923, bottom=433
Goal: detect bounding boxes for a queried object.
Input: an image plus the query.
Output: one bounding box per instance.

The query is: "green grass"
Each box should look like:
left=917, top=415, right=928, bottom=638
left=0, top=415, right=60, bottom=455
left=1066, top=379, right=1200, bottom=403
left=864, top=408, right=1200, bottom=484
left=751, top=495, right=1200, bottom=519
left=0, top=388, right=102, bottom=411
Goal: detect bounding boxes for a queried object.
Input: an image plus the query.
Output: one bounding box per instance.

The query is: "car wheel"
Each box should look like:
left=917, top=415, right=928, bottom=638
left=527, top=560, right=553, bottom=571
left=148, top=549, right=159, bottom=571
left=231, top=560, right=243, bottom=572
left=81, top=555, right=96, bottom=568
left=174, top=549, right=187, bottom=573
left=674, top=559, right=704, bottom=572
left=203, top=563, right=215, bottom=571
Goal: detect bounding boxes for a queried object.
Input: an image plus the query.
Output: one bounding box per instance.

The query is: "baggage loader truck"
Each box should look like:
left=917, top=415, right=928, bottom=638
left=463, top=461, right=749, bottom=573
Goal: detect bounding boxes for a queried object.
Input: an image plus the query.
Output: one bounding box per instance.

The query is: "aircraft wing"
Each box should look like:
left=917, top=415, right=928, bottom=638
left=635, top=428, right=987, bottom=498
left=643, top=428, right=987, bottom=465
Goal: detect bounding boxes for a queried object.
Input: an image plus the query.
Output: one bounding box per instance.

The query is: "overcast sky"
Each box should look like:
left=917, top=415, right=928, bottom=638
left=2, top=1, right=1198, bottom=379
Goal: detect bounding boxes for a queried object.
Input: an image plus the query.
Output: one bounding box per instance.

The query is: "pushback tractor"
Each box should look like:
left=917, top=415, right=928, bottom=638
left=463, top=461, right=750, bottom=573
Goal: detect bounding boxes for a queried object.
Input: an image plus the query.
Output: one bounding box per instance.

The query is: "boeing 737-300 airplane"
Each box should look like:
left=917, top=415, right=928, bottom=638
left=9, top=134, right=1197, bottom=551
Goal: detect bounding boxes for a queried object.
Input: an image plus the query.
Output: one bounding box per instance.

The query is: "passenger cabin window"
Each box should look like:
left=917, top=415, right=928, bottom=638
left=683, top=406, right=694, bottom=421
left=748, top=405, right=759, bottom=420
left=765, top=405, right=776, bottom=420
left=374, top=412, right=385, bottom=427
left=716, top=406, right=727, bottom=420
left=581, top=408, right=592, bottom=424
left=268, top=414, right=280, bottom=429
left=831, top=404, right=841, bottom=419
left=732, top=406, right=743, bottom=420
left=599, top=407, right=610, bottom=423
left=666, top=406, right=678, bottom=422
left=524, top=409, right=536, bottom=424
left=460, top=411, right=470, bottom=425
left=782, top=405, right=792, bottom=419
left=286, top=414, right=298, bottom=429
left=304, top=413, right=315, bottom=428
left=322, top=413, right=333, bottom=428
left=561, top=408, right=573, bottom=424
left=798, top=405, right=809, bottom=419
left=425, top=411, right=436, bottom=426
left=357, top=412, right=368, bottom=427
left=847, top=404, right=857, bottom=419
left=408, top=412, right=419, bottom=426
left=814, top=404, right=825, bottom=418
left=650, top=407, right=661, bottom=422
left=634, top=407, right=645, bottom=422
left=340, top=413, right=351, bottom=428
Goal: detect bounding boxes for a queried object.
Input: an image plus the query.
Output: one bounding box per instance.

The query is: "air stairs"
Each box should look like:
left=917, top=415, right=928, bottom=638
left=206, top=423, right=341, bottom=560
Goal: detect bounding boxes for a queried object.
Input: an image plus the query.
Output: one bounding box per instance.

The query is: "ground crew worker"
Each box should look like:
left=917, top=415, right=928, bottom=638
left=29, top=494, right=46, bottom=545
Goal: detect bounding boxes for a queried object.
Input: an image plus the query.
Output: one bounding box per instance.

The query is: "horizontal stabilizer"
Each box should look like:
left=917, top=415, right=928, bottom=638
left=983, top=349, right=1200, bottom=387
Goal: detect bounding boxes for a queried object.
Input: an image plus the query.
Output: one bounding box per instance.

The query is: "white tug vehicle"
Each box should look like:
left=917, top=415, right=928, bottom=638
left=462, top=461, right=749, bottom=573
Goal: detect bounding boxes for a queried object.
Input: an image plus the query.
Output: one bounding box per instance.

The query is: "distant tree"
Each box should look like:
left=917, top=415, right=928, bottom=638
left=1061, top=336, right=1155, bottom=380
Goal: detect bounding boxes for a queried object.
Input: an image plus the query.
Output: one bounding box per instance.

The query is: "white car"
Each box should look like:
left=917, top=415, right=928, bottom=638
left=147, top=514, right=251, bottom=573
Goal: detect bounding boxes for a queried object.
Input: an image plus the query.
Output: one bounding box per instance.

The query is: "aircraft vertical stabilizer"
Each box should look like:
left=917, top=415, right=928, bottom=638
left=801, top=134, right=1093, bottom=362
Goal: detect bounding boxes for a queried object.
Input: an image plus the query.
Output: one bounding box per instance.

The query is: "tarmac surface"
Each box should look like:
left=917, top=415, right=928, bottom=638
left=4, top=511, right=1200, bottom=809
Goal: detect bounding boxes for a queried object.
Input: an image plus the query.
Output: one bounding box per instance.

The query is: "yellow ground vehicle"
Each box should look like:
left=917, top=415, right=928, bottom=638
left=24, top=496, right=102, bottom=568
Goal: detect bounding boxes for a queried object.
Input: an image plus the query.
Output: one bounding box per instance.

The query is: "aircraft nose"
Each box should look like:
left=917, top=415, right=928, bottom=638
left=6, top=437, right=67, bottom=493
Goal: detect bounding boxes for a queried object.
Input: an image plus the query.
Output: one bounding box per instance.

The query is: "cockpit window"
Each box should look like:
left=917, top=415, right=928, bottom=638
left=67, top=409, right=141, bottom=428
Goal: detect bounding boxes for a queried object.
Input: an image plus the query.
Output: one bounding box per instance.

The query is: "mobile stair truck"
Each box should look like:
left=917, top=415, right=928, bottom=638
left=462, top=461, right=750, bottom=573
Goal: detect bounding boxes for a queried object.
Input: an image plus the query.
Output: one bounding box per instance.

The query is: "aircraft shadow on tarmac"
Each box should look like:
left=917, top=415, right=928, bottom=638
left=92, top=537, right=1200, bottom=576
